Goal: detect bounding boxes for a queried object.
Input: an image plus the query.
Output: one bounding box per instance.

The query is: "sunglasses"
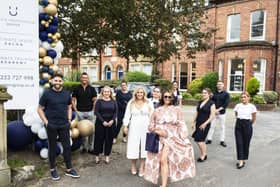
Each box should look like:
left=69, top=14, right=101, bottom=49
left=164, top=95, right=172, bottom=99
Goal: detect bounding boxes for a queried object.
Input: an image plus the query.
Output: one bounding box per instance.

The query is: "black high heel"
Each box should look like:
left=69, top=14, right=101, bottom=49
left=197, top=155, right=207, bottom=162
left=236, top=162, right=245, bottom=169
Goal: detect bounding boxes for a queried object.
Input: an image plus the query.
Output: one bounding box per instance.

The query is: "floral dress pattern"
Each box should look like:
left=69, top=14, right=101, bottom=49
left=144, top=105, right=196, bottom=184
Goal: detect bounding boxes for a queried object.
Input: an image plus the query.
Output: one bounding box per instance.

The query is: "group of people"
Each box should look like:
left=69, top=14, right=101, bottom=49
left=37, top=73, right=257, bottom=186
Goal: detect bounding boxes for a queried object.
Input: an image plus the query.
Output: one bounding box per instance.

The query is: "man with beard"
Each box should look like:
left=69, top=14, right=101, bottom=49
left=72, top=72, right=97, bottom=153
left=38, top=73, right=80, bottom=180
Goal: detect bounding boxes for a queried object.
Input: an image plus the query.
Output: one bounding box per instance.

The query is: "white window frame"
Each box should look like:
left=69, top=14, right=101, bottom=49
left=250, top=10, right=266, bottom=41
left=253, top=58, right=266, bottom=93
left=104, top=45, right=112, bottom=56
left=218, top=60, right=223, bottom=80
left=117, top=66, right=124, bottom=80
left=227, top=14, right=240, bottom=42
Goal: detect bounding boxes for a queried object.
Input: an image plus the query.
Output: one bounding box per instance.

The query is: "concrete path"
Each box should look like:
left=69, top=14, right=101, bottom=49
left=33, top=106, right=280, bottom=187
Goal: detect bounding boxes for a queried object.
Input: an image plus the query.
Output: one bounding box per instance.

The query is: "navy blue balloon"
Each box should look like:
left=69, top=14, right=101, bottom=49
left=39, top=79, right=46, bottom=85
left=39, top=31, right=48, bottom=41
left=35, top=140, right=43, bottom=152
left=47, top=38, right=53, bottom=43
left=42, top=66, right=49, bottom=72
left=47, top=49, right=57, bottom=58
left=56, top=145, right=61, bottom=155
left=41, top=0, right=49, bottom=6
left=7, top=121, right=33, bottom=150
left=50, top=17, right=59, bottom=26
left=39, top=13, right=46, bottom=21
left=46, top=25, right=58, bottom=34
left=39, top=24, right=45, bottom=31
left=48, top=69, right=54, bottom=76
left=43, top=78, right=49, bottom=83
left=71, top=112, right=76, bottom=120
left=71, top=136, right=82, bottom=151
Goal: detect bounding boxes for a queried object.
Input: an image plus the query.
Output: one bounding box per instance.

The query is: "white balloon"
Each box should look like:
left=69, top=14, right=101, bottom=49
left=38, top=127, right=48, bottom=140
left=39, top=5, right=45, bottom=13
left=42, top=41, right=51, bottom=50
left=23, top=113, right=32, bottom=126
left=39, top=40, right=42, bottom=46
left=40, top=148, right=48, bottom=159
left=54, top=41, right=64, bottom=53
left=53, top=58, right=58, bottom=65
left=39, top=86, right=44, bottom=98
left=31, top=123, right=42, bottom=134
left=57, top=142, right=64, bottom=154
left=70, top=138, right=73, bottom=146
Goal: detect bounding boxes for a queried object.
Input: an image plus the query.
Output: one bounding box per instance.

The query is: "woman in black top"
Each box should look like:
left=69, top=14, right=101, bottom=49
left=192, top=88, right=215, bottom=162
left=114, top=80, right=132, bottom=143
left=93, top=86, right=118, bottom=164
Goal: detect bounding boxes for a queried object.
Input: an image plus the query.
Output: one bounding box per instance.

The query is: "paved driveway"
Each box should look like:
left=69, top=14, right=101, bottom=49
left=33, top=106, right=280, bottom=187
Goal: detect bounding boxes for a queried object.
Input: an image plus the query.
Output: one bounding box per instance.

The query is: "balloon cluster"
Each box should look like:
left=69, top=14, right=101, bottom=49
left=70, top=119, right=94, bottom=139
left=23, top=107, right=73, bottom=159
left=39, top=0, right=63, bottom=88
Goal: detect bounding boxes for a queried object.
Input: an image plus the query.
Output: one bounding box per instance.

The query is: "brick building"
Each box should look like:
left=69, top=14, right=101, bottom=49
left=160, top=0, right=280, bottom=94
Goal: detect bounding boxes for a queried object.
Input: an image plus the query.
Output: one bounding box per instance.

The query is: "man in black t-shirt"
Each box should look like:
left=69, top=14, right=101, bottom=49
left=72, top=72, right=97, bottom=153
left=38, top=73, right=80, bottom=181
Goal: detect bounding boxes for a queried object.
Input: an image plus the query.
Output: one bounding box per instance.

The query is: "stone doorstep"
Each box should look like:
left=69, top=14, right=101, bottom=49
left=0, top=167, right=11, bottom=187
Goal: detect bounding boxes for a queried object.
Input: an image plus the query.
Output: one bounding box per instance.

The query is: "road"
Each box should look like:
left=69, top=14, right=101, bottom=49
left=33, top=106, right=280, bottom=187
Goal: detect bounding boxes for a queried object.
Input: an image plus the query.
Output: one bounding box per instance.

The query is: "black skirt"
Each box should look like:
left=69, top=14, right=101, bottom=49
left=192, top=123, right=211, bottom=142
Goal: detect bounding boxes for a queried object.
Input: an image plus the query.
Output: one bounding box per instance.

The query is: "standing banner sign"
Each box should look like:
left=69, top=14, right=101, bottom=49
left=0, top=0, right=39, bottom=109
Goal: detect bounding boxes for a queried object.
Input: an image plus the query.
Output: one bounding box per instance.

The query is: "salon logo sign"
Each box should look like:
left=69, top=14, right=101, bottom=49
left=9, top=6, right=18, bottom=16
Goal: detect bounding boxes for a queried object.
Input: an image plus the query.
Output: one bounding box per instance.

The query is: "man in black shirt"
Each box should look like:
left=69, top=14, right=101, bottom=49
left=206, top=81, right=230, bottom=147
left=38, top=73, right=80, bottom=180
left=72, top=72, right=97, bottom=153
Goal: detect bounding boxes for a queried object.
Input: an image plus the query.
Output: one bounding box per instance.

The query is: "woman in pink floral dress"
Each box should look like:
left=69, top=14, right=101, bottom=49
left=144, top=90, right=196, bottom=187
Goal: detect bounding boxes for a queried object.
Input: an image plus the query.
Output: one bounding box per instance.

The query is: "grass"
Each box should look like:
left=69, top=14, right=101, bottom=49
left=8, top=159, right=27, bottom=169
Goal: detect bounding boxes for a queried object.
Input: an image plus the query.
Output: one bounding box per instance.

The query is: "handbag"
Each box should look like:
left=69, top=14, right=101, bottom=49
left=145, top=132, right=159, bottom=153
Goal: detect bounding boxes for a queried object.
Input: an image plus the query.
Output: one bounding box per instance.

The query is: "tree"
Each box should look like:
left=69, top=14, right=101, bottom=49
left=58, top=0, right=214, bottom=72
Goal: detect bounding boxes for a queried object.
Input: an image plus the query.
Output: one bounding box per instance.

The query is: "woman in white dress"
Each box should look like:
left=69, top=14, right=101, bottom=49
left=123, top=87, right=154, bottom=177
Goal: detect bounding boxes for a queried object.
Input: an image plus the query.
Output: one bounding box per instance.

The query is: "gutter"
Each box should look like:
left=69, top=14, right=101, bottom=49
left=273, top=0, right=279, bottom=91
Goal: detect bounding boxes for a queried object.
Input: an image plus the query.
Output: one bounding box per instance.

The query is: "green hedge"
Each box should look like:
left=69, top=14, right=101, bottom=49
left=230, top=93, right=241, bottom=103
left=125, top=71, right=151, bottom=82
left=182, top=92, right=193, bottom=100
left=263, top=91, right=278, bottom=104
left=92, top=80, right=121, bottom=87
left=194, top=93, right=203, bottom=100
left=63, top=81, right=80, bottom=92
left=246, top=77, right=260, bottom=96
left=201, top=72, right=218, bottom=92
left=251, top=94, right=266, bottom=104
left=189, top=78, right=203, bottom=96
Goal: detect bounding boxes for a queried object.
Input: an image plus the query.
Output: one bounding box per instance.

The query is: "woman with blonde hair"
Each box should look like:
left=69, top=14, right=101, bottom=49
left=93, top=86, right=118, bottom=164
left=123, top=86, right=154, bottom=176
left=234, top=91, right=257, bottom=169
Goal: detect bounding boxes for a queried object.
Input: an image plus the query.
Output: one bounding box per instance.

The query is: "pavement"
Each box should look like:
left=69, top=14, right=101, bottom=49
left=33, top=106, right=280, bottom=187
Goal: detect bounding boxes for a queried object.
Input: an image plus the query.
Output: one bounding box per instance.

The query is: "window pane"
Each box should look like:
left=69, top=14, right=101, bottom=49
left=180, top=63, right=188, bottom=89
left=229, top=59, right=244, bottom=91
left=251, top=10, right=265, bottom=39
left=227, top=14, right=240, bottom=41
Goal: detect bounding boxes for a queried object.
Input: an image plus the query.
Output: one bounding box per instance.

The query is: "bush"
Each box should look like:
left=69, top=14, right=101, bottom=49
left=263, top=91, right=278, bottom=104
left=189, top=78, right=203, bottom=96
left=182, top=92, right=193, bottom=100
left=246, top=77, right=260, bottom=96
left=153, top=79, right=172, bottom=90
left=125, top=71, right=151, bottom=82
left=251, top=94, right=266, bottom=104
left=64, top=70, right=82, bottom=82
left=194, top=93, right=203, bottom=100
left=201, top=72, right=218, bottom=92
left=230, top=93, right=241, bottom=103
left=92, top=80, right=121, bottom=88
left=63, top=81, right=80, bottom=92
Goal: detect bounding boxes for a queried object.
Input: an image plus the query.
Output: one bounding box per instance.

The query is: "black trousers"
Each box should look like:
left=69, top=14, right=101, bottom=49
left=93, top=121, right=114, bottom=156
left=235, top=119, right=253, bottom=160
left=46, top=124, right=72, bottom=169
left=114, top=111, right=126, bottom=138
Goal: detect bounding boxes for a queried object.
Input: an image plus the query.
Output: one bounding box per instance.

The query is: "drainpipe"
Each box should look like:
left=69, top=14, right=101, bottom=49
left=273, top=0, right=279, bottom=91
left=212, top=4, right=217, bottom=71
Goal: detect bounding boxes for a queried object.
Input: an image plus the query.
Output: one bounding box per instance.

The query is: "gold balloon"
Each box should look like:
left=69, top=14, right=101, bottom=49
left=71, top=128, right=80, bottom=139
left=49, top=0, right=58, bottom=6
left=44, top=83, right=50, bottom=88
left=70, top=120, right=78, bottom=129
left=55, top=33, right=61, bottom=38
left=44, top=4, right=57, bottom=16
left=77, top=120, right=94, bottom=137
left=41, top=20, right=46, bottom=25
left=48, top=33, right=53, bottom=37
left=42, top=72, right=51, bottom=79
left=45, top=23, right=49, bottom=28
left=43, top=56, right=53, bottom=66
left=49, top=64, right=59, bottom=72
left=51, top=42, right=57, bottom=48
left=39, top=58, right=43, bottom=63
left=52, top=35, right=57, bottom=40
left=39, top=47, right=47, bottom=57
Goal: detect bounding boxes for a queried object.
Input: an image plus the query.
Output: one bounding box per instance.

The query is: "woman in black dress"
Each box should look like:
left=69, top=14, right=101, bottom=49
left=192, top=88, right=216, bottom=162
left=94, top=86, right=118, bottom=164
